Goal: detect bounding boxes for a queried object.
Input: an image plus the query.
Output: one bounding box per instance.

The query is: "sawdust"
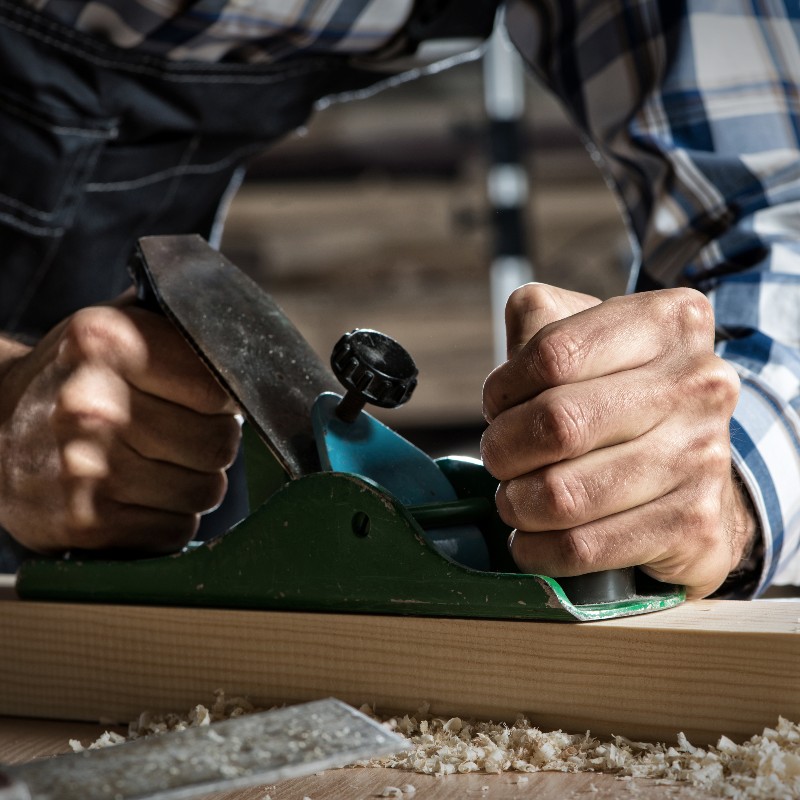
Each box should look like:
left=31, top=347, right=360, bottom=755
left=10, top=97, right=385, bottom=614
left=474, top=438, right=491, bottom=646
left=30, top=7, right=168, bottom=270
left=70, top=690, right=800, bottom=799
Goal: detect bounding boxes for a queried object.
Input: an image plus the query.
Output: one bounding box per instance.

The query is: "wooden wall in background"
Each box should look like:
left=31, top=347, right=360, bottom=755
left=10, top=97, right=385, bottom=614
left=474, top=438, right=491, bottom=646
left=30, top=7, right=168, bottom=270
left=220, top=60, right=629, bottom=430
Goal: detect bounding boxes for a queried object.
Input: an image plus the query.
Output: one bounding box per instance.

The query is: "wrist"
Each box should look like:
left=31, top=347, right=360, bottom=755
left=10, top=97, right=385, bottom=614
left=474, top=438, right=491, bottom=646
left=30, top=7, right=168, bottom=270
left=715, top=470, right=763, bottom=597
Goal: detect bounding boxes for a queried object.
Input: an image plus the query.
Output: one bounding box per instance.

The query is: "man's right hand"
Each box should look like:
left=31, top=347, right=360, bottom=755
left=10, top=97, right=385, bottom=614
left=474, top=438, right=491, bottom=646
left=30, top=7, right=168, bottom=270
left=0, top=301, right=242, bottom=555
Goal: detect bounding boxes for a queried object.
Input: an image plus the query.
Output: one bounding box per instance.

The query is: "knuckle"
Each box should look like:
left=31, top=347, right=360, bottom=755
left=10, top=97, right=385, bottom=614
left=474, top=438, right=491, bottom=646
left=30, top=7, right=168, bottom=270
left=53, top=382, right=122, bottom=433
left=60, top=307, right=131, bottom=364
left=540, top=394, right=587, bottom=459
left=663, top=288, right=715, bottom=341
left=532, top=328, right=583, bottom=387
left=555, top=528, right=596, bottom=573
left=52, top=382, right=89, bottom=425
left=538, top=467, right=588, bottom=527
left=681, top=356, right=740, bottom=412
left=681, top=493, right=721, bottom=544
left=707, top=359, right=740, bottom=411
left=695, top=435, right=732, bottom=475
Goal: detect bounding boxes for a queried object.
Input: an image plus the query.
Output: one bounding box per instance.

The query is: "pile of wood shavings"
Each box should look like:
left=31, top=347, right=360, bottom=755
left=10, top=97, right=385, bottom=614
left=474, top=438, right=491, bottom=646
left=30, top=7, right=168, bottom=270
left=70, top=691, right=800, bottom=799
left=360, top=702, right=800, bottom=798
left=68, top=690, right=257, bottom=751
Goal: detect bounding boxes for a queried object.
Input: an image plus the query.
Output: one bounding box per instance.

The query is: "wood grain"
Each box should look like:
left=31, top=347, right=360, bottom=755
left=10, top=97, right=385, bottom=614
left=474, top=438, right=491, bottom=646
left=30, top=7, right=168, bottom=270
left=1, top=594, right=797, bottom=746
left=0, top=718, right=716, bottom=799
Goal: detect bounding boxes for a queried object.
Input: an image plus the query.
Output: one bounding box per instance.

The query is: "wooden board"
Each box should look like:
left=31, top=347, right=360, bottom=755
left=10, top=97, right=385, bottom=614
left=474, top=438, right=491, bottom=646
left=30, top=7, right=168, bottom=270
left=1, top=585, right=797, bottom=746
left=0, top=717, right=718, bottom=799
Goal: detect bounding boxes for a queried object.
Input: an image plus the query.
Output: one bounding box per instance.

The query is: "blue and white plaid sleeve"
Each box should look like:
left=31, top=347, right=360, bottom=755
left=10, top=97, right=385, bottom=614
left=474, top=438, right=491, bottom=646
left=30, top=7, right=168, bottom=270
left=505, top=0, right=800, bottom=594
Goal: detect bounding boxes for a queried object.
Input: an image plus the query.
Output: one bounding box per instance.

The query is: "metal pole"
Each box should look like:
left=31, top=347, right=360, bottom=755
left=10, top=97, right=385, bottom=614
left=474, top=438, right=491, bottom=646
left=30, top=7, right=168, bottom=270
left=482, top=26, right=534, bottom=366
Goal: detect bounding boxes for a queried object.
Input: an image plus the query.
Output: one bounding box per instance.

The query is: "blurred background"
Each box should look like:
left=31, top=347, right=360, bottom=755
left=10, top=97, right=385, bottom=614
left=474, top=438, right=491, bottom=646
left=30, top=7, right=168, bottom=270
left=219, top=44, right=632, bottom=458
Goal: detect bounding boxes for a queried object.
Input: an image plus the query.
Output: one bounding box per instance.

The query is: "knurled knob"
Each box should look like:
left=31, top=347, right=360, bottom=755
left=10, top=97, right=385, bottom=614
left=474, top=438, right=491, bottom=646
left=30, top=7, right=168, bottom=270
left=330, top=329, right=418, bottom=422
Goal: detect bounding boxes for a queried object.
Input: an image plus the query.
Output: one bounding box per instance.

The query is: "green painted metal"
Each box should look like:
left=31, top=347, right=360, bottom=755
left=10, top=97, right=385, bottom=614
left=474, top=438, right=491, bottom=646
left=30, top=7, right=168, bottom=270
left=16, top=236, right=684, bottom=621
left=16, top=438, right=685, bottom=622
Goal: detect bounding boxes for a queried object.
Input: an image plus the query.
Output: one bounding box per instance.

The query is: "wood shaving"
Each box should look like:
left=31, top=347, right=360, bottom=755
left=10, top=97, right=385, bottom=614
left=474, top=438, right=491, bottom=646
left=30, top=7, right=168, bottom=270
left=70, top=691, right=800, bottom=799
left=68, top=730, right=126, bottom=752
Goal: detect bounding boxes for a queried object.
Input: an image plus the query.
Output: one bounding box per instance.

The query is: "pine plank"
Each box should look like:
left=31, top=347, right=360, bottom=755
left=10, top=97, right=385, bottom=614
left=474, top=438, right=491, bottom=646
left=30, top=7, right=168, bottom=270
left=0, top=592, right=797, bottom=746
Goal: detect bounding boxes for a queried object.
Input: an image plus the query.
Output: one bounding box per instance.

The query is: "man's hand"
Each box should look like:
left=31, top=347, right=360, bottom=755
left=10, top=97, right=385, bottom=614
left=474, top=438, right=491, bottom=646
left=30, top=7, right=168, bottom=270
left=480, top=283, right=757, bottom=599
left=0, top=300, right=241, bottom=555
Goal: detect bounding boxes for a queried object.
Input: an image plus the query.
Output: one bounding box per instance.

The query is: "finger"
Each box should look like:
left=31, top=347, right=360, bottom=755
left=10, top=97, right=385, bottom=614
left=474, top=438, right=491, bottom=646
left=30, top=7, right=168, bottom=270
left=59, top=439, right=203, bottom=554
left=62, top=435, right=228, bottom=515
left=61, top=490, right=201, bottom=554
left=505, top=283, right=601, bottom=359
left=508, top=485, right=730, bottom=598
left=56, top=305, right=237, bottom=415
left=52, top=363, right=135, bottom=438
left=108, top=450, right=229, bottom=515
left=481, top=368, right=666, bottom=479
left=124, top=389, right=242, bottom=472
left=484, top=288, right=715, bottom=420
left=493, top=427, right=682, bottom=532
left=54, top=362, right=232, bottom=513
left=54, top=358, right=241, bottom=474
left=123, top=307, right=236, bottom=413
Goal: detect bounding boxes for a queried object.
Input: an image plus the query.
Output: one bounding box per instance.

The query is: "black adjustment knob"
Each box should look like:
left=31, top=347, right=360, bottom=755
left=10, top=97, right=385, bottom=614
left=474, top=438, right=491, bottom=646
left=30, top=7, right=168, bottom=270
left=330, top=329, right=418, bottom=422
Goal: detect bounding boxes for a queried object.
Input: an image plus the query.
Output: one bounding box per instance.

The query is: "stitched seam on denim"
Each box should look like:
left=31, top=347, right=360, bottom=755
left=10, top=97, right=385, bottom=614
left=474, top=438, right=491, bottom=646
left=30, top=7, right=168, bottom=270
left=0, top=128, right=107, bottom=224
left=85, top=145, right=264, bottom=192
left=0, top=135, right=103, bottom=222
left=155, top=134, right=200, bottom=217
left=59, top=122, right=109, bottom=229
left=0, top=190, right=70, bottom=223
left=0, top=209, right=63, bottom=236
left=0, top=94, right=117, bottom=137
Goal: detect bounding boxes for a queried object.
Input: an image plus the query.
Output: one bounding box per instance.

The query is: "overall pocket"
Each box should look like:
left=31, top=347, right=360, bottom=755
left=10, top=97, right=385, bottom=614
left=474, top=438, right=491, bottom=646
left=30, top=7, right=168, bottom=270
left=0, top=88, right=117, bottom=331
left=0, top=88, right=117, bottom=236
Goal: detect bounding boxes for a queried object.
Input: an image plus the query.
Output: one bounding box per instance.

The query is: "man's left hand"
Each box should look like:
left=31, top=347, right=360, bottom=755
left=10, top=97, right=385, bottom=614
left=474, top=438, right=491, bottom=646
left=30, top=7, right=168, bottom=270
left=481, top=283, right=757, bottom=599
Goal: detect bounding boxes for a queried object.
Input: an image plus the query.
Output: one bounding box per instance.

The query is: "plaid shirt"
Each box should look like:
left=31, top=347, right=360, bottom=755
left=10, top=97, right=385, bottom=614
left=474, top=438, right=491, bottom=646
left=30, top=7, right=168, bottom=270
left=20, top=0, right=416, bottom=62
left=504, top=0, right=800, bottom=596
left=24, top=0, right=800, bottom=594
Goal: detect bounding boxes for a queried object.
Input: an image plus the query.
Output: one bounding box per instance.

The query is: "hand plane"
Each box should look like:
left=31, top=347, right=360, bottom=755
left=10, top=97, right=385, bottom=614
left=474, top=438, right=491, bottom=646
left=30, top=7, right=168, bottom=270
left=15, top=235, right=684, bottom=621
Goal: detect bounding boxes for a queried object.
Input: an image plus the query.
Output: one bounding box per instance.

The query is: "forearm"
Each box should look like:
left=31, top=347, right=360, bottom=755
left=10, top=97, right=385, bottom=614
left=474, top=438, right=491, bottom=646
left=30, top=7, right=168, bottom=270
left=504, top=0, right=800, bottom=594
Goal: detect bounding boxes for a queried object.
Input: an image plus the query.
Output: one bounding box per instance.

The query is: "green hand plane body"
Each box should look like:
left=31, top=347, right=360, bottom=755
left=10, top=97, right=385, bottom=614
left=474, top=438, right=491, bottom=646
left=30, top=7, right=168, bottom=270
left=16, top=235, right=684, bottom=622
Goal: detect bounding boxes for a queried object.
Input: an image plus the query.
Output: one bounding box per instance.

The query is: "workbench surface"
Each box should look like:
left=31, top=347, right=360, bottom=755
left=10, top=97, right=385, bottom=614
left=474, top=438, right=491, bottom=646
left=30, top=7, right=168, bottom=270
left=0, top=717, right=716, bottom=800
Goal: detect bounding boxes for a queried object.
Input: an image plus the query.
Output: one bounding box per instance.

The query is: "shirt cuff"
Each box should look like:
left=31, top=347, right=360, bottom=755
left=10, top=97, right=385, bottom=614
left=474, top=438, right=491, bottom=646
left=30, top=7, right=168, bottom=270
left=726, top=371, right=800, bottom=596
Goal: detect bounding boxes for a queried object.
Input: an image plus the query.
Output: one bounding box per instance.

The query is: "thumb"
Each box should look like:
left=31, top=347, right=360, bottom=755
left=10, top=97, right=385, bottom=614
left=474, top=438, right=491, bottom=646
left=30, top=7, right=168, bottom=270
left=505, top=283, right=601, bottom=360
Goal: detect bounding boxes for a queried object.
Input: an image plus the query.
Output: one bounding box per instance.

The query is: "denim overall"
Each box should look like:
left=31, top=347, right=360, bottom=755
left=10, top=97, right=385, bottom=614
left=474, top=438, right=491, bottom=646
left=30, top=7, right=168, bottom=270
left=0, top=0, right=499, bottom=569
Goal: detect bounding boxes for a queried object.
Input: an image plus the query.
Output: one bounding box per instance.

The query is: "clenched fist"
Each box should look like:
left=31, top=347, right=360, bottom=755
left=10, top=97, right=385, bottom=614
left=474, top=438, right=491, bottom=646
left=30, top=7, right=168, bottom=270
left=480, top=283, right=758, bottom=599
left=0, top=298, right=241, bottom=555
